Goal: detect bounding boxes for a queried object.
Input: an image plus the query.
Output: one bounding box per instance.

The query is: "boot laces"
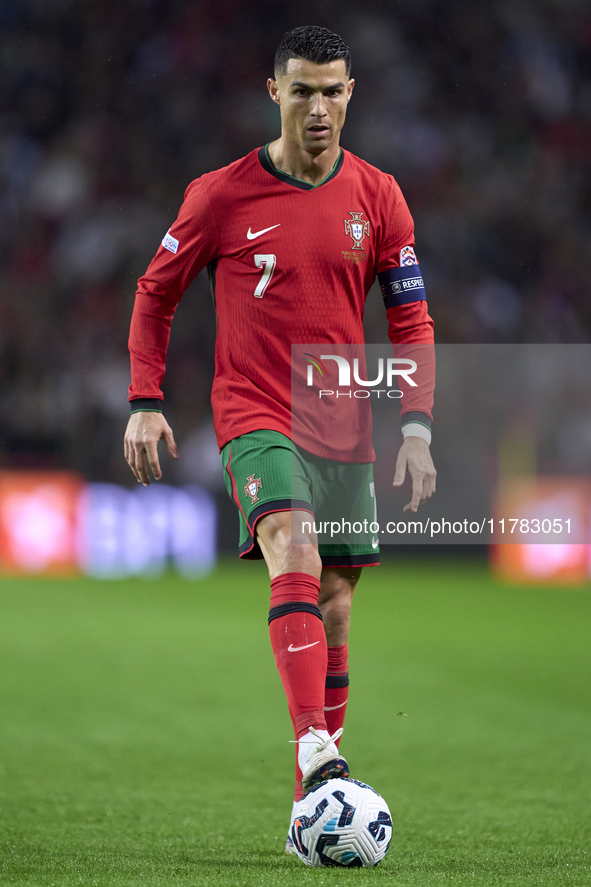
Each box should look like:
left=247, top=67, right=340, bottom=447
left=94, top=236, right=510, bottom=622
left=290, top=726, right=343, bottom=749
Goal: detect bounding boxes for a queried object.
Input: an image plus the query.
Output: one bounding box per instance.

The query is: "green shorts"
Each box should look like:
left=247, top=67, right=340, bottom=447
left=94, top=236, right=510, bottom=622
left=220, top=429, right=380, bottom=568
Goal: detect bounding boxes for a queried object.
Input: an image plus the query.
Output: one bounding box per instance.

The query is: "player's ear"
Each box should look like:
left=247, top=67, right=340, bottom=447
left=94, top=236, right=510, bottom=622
left=267, top=78, right=280, bottom=105
left=347, top=78, right=355, bottom=102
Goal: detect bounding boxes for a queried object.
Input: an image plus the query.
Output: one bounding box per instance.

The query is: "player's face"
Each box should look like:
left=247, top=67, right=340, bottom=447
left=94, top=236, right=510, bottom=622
left=268, top=58, right=354, bottom=155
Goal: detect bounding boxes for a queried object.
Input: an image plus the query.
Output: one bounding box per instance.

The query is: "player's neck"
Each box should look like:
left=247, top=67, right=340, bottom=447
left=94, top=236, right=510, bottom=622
left=267, top=138, right=341, bottom=186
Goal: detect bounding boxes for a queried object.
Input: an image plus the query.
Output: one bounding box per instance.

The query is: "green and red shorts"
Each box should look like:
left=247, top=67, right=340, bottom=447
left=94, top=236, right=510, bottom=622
left=221, top=429, right=379, bottom=568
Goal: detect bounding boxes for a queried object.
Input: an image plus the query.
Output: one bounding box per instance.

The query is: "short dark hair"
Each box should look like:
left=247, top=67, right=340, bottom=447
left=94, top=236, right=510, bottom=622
left=274, top=26, right=351, bottom=78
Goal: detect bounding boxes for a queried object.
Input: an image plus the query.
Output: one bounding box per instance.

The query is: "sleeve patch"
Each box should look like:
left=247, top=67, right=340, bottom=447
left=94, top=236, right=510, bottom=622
left=400, top=245, right=418, bottom=265
left=162, top=230, right=179, bottom=254
left=378, top=265, right=426, bottom=308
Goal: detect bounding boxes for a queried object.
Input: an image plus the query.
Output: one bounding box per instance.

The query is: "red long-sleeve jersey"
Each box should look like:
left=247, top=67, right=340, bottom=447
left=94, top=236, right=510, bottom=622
left=129, top=145, right=434, bottom=461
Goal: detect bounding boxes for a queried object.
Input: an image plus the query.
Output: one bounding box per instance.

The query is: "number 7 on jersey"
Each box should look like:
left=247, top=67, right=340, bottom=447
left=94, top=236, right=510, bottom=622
left=254, top=254, right=276, bottom=298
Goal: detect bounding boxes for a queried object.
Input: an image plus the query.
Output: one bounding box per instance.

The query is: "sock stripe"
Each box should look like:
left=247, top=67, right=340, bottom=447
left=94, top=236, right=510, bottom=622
left=325, top=673, right=350, bottom=689
left=268, top=602, right=323, bottom=625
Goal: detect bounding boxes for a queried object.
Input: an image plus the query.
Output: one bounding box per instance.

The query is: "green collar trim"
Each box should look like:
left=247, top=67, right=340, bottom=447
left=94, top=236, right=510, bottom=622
left=258, top=144, right=344, bottom=191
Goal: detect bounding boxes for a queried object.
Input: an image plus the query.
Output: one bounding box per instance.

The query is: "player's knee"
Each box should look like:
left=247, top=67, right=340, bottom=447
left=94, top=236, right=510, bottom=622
left=257, top=511, right=321, bottom=578
left=292, top=544, right=322, bottom=576
left=320, top=588, right=352, bottom=619
left=258, top=510, right=313, bottom=544
left=320, top=585, right=353, bottom=618
left=319, top=568, right=360, bottom=606
left=270, top=539, right=320, bottom=579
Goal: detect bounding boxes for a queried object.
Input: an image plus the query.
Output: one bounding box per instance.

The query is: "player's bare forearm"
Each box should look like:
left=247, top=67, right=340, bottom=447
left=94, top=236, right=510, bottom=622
left=392, top=436, right=436, bottom=513
left=124, top=411, right=178, bottom=486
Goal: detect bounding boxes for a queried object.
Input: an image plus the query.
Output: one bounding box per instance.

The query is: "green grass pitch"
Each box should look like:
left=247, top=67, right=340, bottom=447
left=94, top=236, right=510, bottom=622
left=0, top=557, right=589, bottom=886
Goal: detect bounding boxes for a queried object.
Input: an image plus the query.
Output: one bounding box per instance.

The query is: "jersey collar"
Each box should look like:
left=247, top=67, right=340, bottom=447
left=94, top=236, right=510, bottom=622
left=258, top=144, right=344, bottom=191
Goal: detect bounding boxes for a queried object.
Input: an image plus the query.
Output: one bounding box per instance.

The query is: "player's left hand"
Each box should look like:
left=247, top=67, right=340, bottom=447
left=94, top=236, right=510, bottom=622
left=392, top=437, right=436, bottom=513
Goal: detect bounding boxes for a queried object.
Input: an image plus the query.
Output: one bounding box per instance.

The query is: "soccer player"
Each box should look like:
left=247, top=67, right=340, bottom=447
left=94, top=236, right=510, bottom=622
left=124, top=25, right=436, bottom=847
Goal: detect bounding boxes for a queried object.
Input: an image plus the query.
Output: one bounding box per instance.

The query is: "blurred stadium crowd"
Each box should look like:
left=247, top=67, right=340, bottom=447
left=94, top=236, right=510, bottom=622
left=1, top=0, right=590, bottom=484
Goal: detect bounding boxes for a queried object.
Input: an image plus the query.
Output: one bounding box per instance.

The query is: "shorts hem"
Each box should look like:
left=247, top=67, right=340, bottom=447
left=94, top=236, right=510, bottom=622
left=320, top=554, right=380, bottom=568
left=246, top=498, right=314, bottom=533
left=238, top=499, right=314, bottom=559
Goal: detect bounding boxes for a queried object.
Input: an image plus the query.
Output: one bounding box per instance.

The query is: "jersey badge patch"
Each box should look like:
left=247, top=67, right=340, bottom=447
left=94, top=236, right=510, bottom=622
left=400, top=245, right=418, bottom=265
left=244, top=474, right=262, bottom=503
left=162, top=230, right=179, bottom=254
left=344, top=212, right=370, bottom=251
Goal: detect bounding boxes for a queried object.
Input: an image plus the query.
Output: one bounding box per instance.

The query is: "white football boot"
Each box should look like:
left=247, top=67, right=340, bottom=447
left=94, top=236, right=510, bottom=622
left=297, top=726, right=349, bottom=791
left=285, top=801, right=298, bottom=855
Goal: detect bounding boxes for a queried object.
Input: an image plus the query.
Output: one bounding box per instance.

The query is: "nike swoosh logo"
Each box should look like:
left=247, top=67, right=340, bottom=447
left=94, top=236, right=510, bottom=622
left=247, top=224, right=281, bottom=240
left=324, top=701, right=348, bottom=711
left=288, top=641, right=320, bottom=653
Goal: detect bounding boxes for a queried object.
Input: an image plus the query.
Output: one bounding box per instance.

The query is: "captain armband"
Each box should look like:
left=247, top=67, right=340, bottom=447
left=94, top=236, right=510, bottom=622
left=378, top=265, right=426, bottom=308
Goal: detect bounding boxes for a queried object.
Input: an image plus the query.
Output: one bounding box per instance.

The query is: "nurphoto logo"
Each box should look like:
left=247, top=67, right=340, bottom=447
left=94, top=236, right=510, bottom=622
left=303, top=354, right=417, bottom=399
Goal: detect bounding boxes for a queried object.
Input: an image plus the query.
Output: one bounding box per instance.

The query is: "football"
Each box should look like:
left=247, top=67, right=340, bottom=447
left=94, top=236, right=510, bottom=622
left=289, top=777, right=392, bottom=867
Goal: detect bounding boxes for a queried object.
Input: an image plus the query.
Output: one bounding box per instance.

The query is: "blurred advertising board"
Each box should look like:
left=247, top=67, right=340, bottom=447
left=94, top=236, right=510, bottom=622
left=491, top=478, right=590, bottom=585
left=0, top=472, right=83, bottom=575
left=0, top=472, right=216, bottom=578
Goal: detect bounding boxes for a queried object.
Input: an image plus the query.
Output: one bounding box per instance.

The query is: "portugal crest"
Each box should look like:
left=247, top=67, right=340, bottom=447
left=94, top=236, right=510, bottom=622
left=344, top=211, right=370, bottom=250
left=244, top=474, right=262, bottom=503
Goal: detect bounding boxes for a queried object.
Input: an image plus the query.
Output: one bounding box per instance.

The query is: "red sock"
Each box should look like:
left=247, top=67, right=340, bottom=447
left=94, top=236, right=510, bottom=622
left=292, top=643, right=350, bottom=801
left=325, top=644, right=349, bottom=741
left=268, top=572, right=328, bottom=744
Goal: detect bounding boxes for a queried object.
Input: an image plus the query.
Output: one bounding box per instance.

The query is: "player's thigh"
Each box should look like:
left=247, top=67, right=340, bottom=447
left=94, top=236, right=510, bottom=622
left=220, top=429, right=320, bottom=575
left=319, top=566, right=362, bottom=605
left=315, top=459, right=380, bottom=571
left=257, top=509, right=321, bottom=580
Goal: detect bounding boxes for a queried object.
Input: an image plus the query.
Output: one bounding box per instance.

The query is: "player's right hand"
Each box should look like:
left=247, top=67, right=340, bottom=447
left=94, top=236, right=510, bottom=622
left=124, top=411, right=179, bottom=485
